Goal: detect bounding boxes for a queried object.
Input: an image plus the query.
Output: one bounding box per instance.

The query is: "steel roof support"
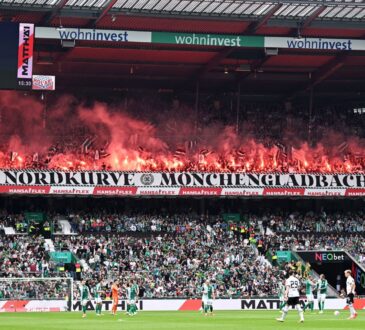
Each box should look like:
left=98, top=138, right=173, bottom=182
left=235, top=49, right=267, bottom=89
left=193, top=47, right=235, bottom=82
left=246, top=3, right=283, bottom=34
left=94, top=0, right=118, bottom=26
left=40, top=0, right=69, bottom=25
left=287, top=52, right=347, bottom=101
left=300, top=5, right=326, bottom=29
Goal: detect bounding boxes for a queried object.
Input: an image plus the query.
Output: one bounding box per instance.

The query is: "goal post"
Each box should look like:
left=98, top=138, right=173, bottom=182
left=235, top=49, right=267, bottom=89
left=0, top=277, right=73, bottom=312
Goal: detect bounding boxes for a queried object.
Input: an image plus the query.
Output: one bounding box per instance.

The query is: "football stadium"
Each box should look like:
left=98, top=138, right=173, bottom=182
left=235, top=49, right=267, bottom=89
left=0, top=0, right=365, bottom=329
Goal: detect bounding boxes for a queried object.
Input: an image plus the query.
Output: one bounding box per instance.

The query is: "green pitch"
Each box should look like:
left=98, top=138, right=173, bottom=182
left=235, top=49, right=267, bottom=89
left=0, top=311, right=363, bottom=330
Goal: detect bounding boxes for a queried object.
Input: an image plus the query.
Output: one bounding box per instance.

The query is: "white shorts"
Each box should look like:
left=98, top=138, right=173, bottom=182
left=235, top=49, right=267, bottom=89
left=205, top=299, right=213, bottom=306
left=128, top=300, right=136, bottom=305
left=306, top=294, right=314, bottom=302
left=279, top=296, right=285, bottom=303
left=318, top=294, right=326, bottom=302
left=95, top=298, right=102, bottom=304
left=81, top=299, right=88, bottom=307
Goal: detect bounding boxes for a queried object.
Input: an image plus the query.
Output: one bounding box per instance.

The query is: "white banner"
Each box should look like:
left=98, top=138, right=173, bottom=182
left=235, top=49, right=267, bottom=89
left=1, top=170, right=365, bottom=196
left=32, top=75, right=55, bottom=91
left=265, top=37, right=365, bottom=51
left=35, top=27, right=151, bottom=44
left=69, top=298, right=365, bottom=311
left=1, top=171, right=365, bottom=189
left=0, top=300, right=67, bottom=312
left=2, top=298, right=363, bottom=312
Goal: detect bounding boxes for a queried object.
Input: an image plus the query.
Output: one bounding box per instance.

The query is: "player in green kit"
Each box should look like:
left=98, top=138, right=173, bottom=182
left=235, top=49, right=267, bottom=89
left=94, top=279, right=104, bottom=316
left=126, top=280, right=139, bottom=316
left=316, top=274, right=328, bottom=314
left=303, top=276, right=315, bottom=313
left=79, top=280, right=90, bottom=318
left=277, top=279, right=286, bottom=313
left=202, top=280, right=209, bottom=314
left=202, top=280, right=215, bottom=316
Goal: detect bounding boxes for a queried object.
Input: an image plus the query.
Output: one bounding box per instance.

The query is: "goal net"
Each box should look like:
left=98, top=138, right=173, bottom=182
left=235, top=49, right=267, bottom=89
left=0, top=277, right=73, bottom=312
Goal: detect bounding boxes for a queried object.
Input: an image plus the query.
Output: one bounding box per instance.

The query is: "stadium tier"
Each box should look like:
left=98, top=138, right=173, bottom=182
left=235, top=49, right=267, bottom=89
left=1, top=204, right=365, bottom=297
left=1, top=0, right=365, bottom=329
left=0, top=91, right=364, bottom=174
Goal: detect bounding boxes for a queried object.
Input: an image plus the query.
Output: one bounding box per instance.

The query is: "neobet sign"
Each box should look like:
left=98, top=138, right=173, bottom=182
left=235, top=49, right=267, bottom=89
left=297, top=251, right=349, bottom=263
left=315, top=252, right=345, bottom=262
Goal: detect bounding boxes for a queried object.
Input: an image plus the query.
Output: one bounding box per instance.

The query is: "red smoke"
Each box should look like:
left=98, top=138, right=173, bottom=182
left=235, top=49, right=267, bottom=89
left=0, top=90, right=364, bottom=173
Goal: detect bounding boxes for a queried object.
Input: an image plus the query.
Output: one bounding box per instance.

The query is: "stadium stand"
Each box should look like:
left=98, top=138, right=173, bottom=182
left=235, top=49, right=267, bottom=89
left=0, top=1, right=365, bottom=325
left=0, top=93, right=364, bottom=173
left=1, top=205, right=364, bottom=300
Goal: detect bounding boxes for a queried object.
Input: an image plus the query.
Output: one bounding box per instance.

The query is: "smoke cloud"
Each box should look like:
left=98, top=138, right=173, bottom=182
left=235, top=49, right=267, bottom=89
left=0, top=90, right=363, bottom=172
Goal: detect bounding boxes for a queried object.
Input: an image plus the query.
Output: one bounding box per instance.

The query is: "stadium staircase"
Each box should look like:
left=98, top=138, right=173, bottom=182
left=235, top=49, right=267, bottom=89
left=45, top=238, right=56, bottom=252
left=291, top=251, right=339, bottom=297
left=3, top=226, right=16, bottom=235
left=78, top=258, right=90, bottom=272
left=344, top=250, right=365, bottom=272
left=55, top=217, right=75, bottom=235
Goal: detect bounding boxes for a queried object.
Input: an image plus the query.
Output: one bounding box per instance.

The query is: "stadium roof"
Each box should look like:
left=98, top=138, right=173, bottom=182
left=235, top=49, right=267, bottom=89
left=1, top=0, right=365, bottom=21
left=1, top=1, right=365, bottom=103
left=32, top=37, right=365, bottom=103
left=1, top=0, right=365, bottom=31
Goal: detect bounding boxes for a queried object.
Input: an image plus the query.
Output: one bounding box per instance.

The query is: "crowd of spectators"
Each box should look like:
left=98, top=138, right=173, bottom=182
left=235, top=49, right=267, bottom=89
left=55, top=223, right=280, bottom=299
left=268, top=234, right=365, bottom=265
left=0, top=236, right=55, bottom=278
left=0, top=94, right=365, bottom=173
left=0, top=280, right=69, bottom=301
left=67, top=213, right=223, bottom=234
left=1, top=209, right=365, bottom=300
left=0, top=234, right=71, bottom=300
left=257, top=211, right=365, bottom=266
left=1, top=148, right=365, bottom=173
left=259, top=211, right=365, bottom=233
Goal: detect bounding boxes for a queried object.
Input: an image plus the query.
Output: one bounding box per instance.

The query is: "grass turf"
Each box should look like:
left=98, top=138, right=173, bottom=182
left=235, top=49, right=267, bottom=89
left=0, top=310, right=363, bottom=330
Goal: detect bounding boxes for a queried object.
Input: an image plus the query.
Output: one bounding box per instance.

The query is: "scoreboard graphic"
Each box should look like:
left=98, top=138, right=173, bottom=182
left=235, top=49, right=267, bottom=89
left=0, top=22, right=34, bottom=90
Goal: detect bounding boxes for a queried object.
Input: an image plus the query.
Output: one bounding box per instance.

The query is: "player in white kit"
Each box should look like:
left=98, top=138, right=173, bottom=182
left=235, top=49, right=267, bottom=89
left=276, top=271, right=304, bottom=323
left=344, top=270, right=357, bottom=320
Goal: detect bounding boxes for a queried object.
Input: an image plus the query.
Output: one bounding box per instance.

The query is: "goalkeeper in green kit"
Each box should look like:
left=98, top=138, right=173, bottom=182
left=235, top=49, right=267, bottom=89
left=303, top=276, right=315, bottom=313
left=316, top=274, right=328, bottom=314
left=79, top=280, right=90, bottom=318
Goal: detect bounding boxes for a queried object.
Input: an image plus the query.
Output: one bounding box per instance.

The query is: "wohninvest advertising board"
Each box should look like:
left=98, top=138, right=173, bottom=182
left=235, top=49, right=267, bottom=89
left=0, top=170, right=365, bottom=196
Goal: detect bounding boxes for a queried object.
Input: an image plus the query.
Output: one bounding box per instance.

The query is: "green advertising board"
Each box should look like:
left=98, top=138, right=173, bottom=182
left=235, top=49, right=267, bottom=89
left=223, top=213, right=241, bottom=222
left=50, top=251, right=73, bottom=263
left=152, top=32, right=264, bottom=48
left=276, top=251, right=292, bottom=263
left=25, top=212, right=45, bottom=223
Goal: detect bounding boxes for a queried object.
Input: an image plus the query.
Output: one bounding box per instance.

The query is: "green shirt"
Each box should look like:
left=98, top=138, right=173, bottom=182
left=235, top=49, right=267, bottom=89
left=202, top=284, right=208, bottom=299
left=207, top=285, right=214, bottom=299
left=305, top=279, right=314, bottom=295
left=317, top=279, right=328, bottom=294
left=80, top=285, right=90, bottom=300
left=128, top=284, right=139, bottom=300
left=278, top=282, right=285, bottom=298
left=132, top=284, right=139, bottom=299
left=94, top=283, right=101, bottom=299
